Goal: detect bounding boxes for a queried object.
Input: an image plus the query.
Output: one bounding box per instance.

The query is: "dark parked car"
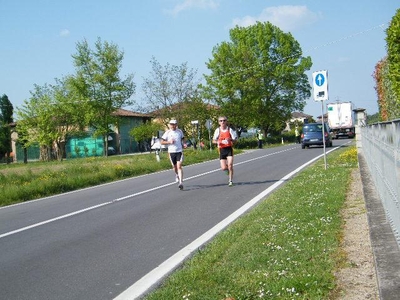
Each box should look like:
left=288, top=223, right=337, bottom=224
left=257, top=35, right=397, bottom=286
left=301, top=123, right=332, bottom=149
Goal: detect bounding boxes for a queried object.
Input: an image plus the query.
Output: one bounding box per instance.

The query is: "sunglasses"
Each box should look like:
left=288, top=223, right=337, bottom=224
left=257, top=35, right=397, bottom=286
left=219, top=119, right=227, bottom=122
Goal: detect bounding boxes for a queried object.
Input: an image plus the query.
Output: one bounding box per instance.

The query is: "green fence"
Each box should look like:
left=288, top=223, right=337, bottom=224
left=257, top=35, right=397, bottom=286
left=15, top=143, right=40, bottom=161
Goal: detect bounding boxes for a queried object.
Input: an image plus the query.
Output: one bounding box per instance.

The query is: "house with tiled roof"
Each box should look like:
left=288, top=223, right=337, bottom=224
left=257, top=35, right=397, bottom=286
left=283, top=111, right=314, bottom=131
left=11, top=108, right=153, bottom=161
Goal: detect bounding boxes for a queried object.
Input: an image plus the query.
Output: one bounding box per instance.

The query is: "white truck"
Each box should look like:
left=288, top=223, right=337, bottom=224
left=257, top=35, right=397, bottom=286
left=327, top=102, right=355, bottom=139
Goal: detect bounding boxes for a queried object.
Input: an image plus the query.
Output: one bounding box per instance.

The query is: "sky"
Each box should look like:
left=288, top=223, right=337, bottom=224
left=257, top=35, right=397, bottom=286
left=1, top=0, right=398, bottom=119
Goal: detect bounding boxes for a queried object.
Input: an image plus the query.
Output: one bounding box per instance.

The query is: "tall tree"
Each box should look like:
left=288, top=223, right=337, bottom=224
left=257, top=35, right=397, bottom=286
left=51, top=77, right=92, bottom=160
left=141, top=56, right=200, bottom=123
left=385, top=9, right=400, bottom=120
left=70, top=38, right=136, bottom=155
left=204, top=21, right=312, bottom=133
left=0, top=94, right=13, bottom=162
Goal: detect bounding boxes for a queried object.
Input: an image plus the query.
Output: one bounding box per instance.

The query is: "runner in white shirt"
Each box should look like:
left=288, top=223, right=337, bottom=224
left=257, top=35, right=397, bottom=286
left=161, top=119, right=186, bottom=190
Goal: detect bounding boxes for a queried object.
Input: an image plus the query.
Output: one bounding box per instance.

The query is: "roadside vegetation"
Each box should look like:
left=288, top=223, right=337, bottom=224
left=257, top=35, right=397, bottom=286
left=144, top=145, right=358, bottom=300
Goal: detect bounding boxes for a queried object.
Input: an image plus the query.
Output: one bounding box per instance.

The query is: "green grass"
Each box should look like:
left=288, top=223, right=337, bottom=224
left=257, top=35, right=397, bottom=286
left=143, top=146, right=358, bottom=300
left=0, top=149, right=223, bottom=206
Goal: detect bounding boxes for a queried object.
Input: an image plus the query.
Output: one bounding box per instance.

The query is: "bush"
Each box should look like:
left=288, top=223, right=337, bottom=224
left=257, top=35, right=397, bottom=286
left=236, top=137, right=258, bottom=149
left=281, top=131, right=296, bottom=143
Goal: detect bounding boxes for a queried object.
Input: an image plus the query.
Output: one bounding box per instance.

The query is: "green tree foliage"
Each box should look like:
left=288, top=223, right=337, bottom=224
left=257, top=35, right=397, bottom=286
left=16, top=78, right=89, bottom=161
left=385, top=9, right=400, bottom=119
left=70, top=38, right=136, bottom=155
left=204, top=21, right=312, bottom=133
left=373, top=58, right=386, bottom=120
left=50, top=77, right=92, bottom=159
left=373, top=57, right=393, bottom=121
left=15, top=38, right=135, bottom=161
left=0, top=94, right=13, bottom=161
left=174, top=96, right=217, bottom=144
left=129, top=121, right=163, bottom=151
left=141, top=56, right=200, bottom=122
left=367, top=112, right=381, bottom=124
left=16, top=84, right=57, bottom=161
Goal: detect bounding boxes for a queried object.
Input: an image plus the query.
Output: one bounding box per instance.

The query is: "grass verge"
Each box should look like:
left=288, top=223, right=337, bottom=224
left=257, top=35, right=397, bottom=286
left=143, top=146, right=359, bottom=300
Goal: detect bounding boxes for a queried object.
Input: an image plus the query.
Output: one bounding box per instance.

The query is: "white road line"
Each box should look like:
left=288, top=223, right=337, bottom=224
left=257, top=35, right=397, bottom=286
left=0, top=181, right=177, bottom=239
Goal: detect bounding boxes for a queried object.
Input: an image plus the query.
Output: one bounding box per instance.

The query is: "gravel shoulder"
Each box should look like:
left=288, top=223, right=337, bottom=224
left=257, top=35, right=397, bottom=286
left=335, top=168, right=379, bottom=299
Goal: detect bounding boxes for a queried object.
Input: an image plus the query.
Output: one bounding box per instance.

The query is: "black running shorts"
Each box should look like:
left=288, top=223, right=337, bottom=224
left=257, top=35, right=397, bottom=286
left=219, top=147, right=233, bottom=160
left=169, top=152, right=183, bottom=165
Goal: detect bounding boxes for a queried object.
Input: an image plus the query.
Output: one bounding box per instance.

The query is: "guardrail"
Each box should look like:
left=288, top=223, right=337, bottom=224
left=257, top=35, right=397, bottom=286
left=360, top=120, right=400, bottom=246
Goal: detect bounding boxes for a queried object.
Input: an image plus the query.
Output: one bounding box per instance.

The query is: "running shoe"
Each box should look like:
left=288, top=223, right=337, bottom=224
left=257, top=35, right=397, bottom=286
left=228, top=181, right=233, bottom=187
left=224, top=169, right=229, bottom=176
left=175, top=175, right=179, bottom=183
left=178, top=184, right=183, bottom=190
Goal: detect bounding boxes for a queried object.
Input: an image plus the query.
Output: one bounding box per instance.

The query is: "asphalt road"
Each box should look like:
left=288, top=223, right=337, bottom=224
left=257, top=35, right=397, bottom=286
left=0, top=140, right=350, bottom=300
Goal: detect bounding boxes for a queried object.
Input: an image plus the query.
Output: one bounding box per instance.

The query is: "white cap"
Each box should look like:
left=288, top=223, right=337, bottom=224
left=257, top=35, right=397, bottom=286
left=169, top=119, right=177, bottom=124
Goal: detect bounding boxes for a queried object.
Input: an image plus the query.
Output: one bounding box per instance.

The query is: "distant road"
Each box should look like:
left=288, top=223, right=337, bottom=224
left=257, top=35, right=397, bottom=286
left=0, top=140, right=350, bottom=300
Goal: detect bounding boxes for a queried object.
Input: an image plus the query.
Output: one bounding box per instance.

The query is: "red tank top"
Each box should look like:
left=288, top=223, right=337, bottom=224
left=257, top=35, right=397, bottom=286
left=218, top=128, right=233, bottom=148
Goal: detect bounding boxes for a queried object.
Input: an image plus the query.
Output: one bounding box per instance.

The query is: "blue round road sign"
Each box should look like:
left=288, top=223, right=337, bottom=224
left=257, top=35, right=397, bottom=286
left=315, top=73, right=325, bottom=87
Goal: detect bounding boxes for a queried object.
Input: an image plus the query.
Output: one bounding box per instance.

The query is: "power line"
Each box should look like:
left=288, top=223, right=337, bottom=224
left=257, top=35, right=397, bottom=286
left=211, top=23, right=388, bottom=79
left=304, top=23, right=387, bottom=52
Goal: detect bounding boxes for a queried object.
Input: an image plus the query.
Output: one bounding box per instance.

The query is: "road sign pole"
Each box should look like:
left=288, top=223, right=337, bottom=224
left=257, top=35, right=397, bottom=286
left=321, top=101, right=327, bottom=170
left=205, top=119, right=213, bottom=151
left=313, top=70, right=329, bottom=170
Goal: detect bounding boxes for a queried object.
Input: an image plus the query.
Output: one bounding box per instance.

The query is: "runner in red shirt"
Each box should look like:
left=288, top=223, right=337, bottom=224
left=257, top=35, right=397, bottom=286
left=212, top=116, right=238, bottom=186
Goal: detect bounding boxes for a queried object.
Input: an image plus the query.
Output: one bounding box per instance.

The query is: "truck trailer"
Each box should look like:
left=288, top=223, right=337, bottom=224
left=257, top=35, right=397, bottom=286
left=327, top=102, right=355, bottom=139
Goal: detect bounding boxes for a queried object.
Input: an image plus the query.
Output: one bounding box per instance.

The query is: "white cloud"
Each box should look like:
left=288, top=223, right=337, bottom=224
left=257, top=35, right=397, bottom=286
left=165, top=0, right=219, bottom=16
left=231, top=5, right=321, bottom=32
left=59, top=29, right=70, bottom=37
